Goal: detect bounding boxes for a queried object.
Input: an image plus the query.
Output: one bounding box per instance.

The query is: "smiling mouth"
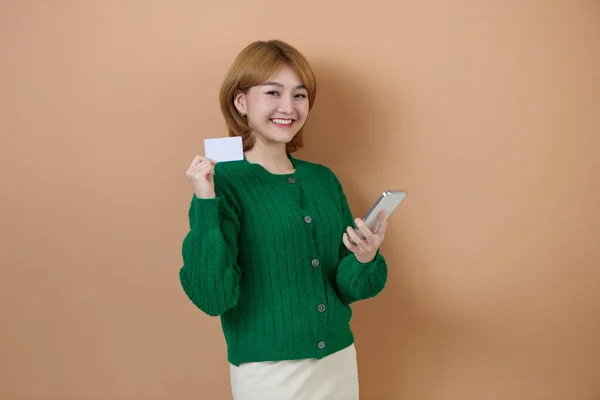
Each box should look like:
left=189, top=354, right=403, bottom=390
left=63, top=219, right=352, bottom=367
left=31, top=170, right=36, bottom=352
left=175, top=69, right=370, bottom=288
left=270, top=118, right=295, bottom=127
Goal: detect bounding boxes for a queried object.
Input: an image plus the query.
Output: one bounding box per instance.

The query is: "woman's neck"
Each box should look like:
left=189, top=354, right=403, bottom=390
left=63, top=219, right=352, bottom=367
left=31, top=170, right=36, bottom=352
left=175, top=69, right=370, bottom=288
left=244, top=142, right=295, bottom=174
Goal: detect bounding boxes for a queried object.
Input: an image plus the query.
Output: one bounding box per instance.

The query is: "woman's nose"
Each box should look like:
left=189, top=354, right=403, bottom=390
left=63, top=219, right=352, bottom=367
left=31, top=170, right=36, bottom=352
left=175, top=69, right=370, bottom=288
left=277, top=96, right=293, bottom=113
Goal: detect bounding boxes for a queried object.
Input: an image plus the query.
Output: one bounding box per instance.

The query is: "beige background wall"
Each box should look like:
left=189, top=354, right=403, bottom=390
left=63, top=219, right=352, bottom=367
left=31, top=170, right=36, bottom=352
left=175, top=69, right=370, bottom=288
left=1, top=1, right=599, bottom=399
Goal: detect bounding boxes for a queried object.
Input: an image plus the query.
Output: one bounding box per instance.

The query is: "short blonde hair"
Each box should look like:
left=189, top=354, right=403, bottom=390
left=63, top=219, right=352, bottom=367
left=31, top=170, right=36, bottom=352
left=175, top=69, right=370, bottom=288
left=219, top=40, right=317, bottom=153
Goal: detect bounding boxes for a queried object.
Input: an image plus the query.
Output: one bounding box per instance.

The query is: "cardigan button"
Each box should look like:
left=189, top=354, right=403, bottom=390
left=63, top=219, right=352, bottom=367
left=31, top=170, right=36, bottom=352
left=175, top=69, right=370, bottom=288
left=288, top=177, right=296, bottom=184
left=317, top=341, right=326, bottom=350
left=304, top=216, right=312, bottom=224
left=317, top=304, right=326, bottom=313
left=311, top=259, right=320, bottom=267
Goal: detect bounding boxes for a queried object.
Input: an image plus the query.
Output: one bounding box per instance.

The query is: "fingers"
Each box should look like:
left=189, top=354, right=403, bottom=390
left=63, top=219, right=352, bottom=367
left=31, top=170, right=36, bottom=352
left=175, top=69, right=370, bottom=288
left=343, top=232, right=358, bottom=252
left=188, top=155, right=201, bottom=170
left=195, top=163, right=213, bottom=174
left=195, top=162, right=214, bottom=178
left=343, top=211, right=389, bottom=259
left=187, top=155, right=217, bottom=171
left=195, top=159, right=214, bottom=169
left=375, top=216, right=388, bottom=235
left=355, top=217, right=386, bottom=248
left=186, top=156, right=216, bottom=180
left=354, top=218, right=374, bottom=241
left=346, top=226, right=369, bottom=252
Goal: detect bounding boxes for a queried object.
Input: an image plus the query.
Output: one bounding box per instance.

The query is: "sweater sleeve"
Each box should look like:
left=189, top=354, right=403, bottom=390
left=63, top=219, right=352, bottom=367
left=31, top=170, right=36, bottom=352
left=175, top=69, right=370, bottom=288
left=178, top=179, right=241, bottom=316
left=332, top=173, right=388, bottom=305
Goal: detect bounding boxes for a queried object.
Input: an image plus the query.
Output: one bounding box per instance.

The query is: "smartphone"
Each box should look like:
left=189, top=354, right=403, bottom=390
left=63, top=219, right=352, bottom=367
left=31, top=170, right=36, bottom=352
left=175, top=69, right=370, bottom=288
left=355, top=190, right=408, bottom=237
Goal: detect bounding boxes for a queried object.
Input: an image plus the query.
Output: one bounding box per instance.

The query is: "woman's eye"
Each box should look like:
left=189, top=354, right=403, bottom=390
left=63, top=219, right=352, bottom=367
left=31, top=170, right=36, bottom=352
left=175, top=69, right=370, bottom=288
left=266, top=91, right=279, bottom=96
left=295, top=94, right=307, bottom=98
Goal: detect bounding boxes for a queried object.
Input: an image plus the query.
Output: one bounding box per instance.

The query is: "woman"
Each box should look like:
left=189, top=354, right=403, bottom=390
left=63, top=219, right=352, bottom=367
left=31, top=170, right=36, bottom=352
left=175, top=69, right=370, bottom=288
left=180, top=39, right=389, bottom=400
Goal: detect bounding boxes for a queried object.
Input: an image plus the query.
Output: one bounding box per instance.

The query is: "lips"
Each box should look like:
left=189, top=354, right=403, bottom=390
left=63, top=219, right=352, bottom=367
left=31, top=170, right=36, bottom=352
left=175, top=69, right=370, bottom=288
left=270, top=118, right=295, bottom=128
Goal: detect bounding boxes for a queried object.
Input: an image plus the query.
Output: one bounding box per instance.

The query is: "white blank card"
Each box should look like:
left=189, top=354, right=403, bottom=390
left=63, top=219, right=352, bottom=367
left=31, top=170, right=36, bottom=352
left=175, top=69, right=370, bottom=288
left=204, top=137, right=244, bottom=162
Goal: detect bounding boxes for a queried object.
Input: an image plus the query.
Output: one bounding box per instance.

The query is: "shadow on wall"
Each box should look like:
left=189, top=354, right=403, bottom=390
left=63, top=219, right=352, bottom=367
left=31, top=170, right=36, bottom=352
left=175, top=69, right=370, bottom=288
left=299, top=60, right=388, bottom=206
left=298, top=61, right=417, bottom=397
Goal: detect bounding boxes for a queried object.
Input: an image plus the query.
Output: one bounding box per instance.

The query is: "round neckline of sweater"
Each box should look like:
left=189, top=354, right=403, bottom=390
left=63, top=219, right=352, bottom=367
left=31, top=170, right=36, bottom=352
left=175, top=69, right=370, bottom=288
left=241, top=153, right=307, bottom=184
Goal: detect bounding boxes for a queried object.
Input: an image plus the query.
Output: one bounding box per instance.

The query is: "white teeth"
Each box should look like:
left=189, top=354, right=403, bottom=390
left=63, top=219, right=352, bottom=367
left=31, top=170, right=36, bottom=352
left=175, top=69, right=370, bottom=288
left=271, top=119, right=293, bottom=125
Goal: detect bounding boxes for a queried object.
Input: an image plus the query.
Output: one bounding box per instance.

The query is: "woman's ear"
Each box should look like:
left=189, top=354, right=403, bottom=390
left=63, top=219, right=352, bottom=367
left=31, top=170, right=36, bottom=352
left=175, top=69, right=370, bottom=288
left=233, top=90, right=247, bottom=116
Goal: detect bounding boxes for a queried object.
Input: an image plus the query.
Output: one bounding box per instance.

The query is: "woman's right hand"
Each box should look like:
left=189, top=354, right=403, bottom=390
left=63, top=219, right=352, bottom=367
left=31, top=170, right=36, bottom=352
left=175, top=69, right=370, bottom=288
left=186, top=155, right=217, bottom=199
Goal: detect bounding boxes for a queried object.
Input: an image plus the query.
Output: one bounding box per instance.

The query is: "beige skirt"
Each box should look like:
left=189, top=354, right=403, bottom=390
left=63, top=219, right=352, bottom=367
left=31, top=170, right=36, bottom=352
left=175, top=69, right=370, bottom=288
left=229, top=343, right=359, bottom=400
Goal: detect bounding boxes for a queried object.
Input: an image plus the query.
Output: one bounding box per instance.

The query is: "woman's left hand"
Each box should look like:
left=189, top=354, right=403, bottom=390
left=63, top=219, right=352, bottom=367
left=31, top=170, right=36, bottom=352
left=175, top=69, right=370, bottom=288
left=342, top=211, right=387, bottom=264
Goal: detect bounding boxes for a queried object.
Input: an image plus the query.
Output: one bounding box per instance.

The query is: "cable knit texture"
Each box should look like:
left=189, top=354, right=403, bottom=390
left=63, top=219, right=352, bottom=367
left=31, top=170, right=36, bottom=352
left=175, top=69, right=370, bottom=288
left=179, top=155, right=387, bottom=366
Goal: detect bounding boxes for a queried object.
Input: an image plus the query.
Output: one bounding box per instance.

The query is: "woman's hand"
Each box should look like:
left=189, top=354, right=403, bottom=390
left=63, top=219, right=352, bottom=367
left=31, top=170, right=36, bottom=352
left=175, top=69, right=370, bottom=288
left=342, top=211, right=387, bottom=264
left=186, top=155, right=217, bottom=199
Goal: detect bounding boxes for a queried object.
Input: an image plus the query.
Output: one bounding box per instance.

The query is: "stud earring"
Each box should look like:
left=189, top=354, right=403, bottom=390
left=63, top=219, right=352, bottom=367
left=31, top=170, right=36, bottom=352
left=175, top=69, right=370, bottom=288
left=240, top=112, right=246, bottom=117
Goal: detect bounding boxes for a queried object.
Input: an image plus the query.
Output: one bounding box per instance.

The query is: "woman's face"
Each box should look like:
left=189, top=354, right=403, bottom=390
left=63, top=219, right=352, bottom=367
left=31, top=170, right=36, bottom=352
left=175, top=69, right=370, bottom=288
left=235, top=65, right=310, bottom=147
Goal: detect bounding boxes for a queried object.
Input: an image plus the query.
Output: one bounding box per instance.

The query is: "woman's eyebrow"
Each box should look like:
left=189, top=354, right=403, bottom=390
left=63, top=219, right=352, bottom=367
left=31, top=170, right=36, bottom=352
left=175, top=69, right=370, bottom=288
left=262, top=81, right=307, bottom=90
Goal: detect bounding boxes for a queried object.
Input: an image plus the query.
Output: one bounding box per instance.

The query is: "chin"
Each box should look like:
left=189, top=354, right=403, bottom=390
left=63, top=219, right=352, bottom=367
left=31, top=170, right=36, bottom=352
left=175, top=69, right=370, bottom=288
left=278, top=132, right=299, bottom=144
left=266, top=129, right=300, bottom=144
left=252, top=121, right=304, bottom=144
